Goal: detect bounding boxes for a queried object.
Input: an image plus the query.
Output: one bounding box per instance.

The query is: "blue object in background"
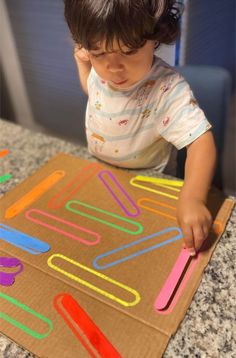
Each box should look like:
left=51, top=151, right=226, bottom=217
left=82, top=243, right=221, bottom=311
left=176, top=65, right=232, bottom=189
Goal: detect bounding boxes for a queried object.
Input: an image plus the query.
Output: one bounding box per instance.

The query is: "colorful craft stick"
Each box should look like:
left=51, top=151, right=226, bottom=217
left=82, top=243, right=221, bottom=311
left=0, top=223, right=50, bottom=254
left=66, top=200, right=143, bottom=235
left=25, top=209, right=101, bottom=246
left=212, top=220, right=224, bottom=235
left=154, top=250, right=200, bottom=314
left=93, top=227, right=182, bottom=270
left=5, top=170, right=65, bottom=219
left=54, top=293, right=121, bottom=358
left=0, top=257, right=24, bottom=286
left=134, top=175, right=184, bottom=187
left=0, top=150, right=12, bottom=184
left=154, top=249, right=191, bottom=310
left=130, top=177, right=178, bottom=200
left=138, top=198, right=176, bottom=221
left=0, top=173, right=12, bottom=184
left=98, top=170, right=140, bottom=217
left=138, top=198, right=224, bottom=235
left=48, top=163, right=101, bottom=209
left=0, top=149, right=10, bottom=158
left=48, top=254, right=141, bottom=307
left=0, top=292, right=53, bottom=339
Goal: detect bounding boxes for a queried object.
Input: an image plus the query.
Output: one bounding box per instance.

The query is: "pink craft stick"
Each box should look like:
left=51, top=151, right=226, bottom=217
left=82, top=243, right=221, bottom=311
left=155, top=249, right=191, bottom=310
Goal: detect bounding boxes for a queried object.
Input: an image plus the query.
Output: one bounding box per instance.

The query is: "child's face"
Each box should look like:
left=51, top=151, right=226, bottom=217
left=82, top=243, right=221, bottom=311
left=88, top=40, right=156, bottom=89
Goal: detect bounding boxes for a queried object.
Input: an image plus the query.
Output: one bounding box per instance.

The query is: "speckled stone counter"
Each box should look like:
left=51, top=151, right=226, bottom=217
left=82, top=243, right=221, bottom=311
left=0, top=119, right=235, bottom=358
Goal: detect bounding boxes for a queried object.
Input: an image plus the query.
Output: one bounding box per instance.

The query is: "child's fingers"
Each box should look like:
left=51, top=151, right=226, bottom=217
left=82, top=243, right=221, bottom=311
left=203, top=224, right=210, bottom=241
left=74, top=47, right=90, bottom=62
left=192, top=225, right=206, bottom=252
left=181, top=225, right=195, bottom=256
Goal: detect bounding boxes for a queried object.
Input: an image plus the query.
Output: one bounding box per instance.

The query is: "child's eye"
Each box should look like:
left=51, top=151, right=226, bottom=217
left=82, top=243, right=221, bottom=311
left=90, top=49, right=138, bottom=58
left=91, top=52, right=105, bottom=58
left=123, top=49, right=138, bottom=56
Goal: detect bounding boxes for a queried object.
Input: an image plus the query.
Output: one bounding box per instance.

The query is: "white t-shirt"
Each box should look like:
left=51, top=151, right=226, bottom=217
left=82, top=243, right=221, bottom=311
left=85, top=56, right=211, bottom=172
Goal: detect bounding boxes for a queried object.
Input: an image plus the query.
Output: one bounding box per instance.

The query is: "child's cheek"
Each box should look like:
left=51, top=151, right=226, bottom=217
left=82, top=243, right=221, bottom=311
left=91, top=62, right=107, bottom=79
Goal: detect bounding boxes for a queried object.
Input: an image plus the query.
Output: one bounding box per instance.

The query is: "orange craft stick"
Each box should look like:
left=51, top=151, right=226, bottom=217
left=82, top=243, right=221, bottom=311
left=5, top=170, right=65, bottom=219
left=48, top=163, right=102, bottom=209
left=0, top=149, right=10, bottom=158
left=138, top=197, right=224, bottom=235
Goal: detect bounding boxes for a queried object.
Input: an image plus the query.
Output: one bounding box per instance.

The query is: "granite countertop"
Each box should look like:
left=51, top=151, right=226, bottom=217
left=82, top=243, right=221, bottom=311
left=0, top=119, right=235, bottom=358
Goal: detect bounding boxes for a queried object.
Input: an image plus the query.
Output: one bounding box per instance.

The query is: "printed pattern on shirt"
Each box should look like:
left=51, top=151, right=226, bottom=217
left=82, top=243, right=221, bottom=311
left=85, top=56, right=211, bottom=170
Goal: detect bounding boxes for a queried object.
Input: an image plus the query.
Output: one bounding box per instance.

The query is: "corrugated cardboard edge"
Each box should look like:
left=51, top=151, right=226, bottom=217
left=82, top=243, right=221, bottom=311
left=0, top=153, right=235, bottom=357
left=1, top=154, right=235, bottom=336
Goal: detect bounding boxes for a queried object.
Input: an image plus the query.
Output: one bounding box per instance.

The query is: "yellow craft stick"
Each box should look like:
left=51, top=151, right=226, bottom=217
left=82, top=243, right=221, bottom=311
left=130, top=178, right=179, bottom=200
left=134, top=175, right=184, bottom=187
left=5, top=170, right=65, bottom=219
left=149, top=182, right=181, bottom=192
left=48, top=254, right=140, bottom=307
left=135, top=176, right=224, bottom=235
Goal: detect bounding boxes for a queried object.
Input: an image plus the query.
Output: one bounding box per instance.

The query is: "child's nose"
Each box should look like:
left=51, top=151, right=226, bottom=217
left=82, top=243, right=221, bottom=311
left=106, top=54, right=124, bottom=72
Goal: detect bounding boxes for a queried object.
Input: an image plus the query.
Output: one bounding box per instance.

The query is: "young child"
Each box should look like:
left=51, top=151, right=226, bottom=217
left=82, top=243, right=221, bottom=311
left=64, top=0, right=216, bottom=256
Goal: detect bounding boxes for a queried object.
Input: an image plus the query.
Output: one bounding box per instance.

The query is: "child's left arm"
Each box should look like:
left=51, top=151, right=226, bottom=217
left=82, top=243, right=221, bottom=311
left=177, top=130, right=217, bottom=256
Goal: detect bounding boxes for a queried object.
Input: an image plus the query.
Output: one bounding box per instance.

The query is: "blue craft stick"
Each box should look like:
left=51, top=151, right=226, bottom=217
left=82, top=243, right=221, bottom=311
left=93, top=227, right=182, bottom=269
left=0, top=223, right=50, bottom=254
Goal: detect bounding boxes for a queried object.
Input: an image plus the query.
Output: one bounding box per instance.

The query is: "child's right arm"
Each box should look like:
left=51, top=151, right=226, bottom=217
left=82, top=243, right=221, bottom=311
left=74, top=47, right=92, bottom=95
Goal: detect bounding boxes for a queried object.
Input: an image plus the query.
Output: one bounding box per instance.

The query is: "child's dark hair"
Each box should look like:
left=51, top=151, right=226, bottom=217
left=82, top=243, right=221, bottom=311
left=64, top=0, right=183, bottom=51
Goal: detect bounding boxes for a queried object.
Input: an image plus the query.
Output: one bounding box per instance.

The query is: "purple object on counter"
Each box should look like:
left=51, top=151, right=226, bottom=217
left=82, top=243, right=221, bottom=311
left=0, top=257, right=24, bottom=286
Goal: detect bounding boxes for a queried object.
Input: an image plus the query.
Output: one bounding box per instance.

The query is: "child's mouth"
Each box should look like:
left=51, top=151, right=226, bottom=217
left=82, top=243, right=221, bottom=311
left=112, top=79, right=128, bottom=85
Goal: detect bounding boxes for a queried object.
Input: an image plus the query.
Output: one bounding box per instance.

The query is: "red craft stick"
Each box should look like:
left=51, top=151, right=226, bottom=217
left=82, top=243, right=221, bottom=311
left=54, top=293, right=121, bottom=358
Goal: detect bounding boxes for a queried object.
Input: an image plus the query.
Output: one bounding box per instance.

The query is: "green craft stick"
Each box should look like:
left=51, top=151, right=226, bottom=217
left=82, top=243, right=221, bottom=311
left=0, top=292, right=53, bottom=339
left=66, top=200, right=143, bottom=235
left=0, top=173, right=12, bottom=184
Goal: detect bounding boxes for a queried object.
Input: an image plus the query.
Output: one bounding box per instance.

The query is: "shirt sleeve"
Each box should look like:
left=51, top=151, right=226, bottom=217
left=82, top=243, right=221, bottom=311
left=156, top=72, right=212, bottom=150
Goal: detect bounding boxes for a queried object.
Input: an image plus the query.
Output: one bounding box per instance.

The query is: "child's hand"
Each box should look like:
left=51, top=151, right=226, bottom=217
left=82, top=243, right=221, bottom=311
left=177, top=197, right=212, bottom=256
left=74, top=46, right=91, bottom=65
left=73, top=46, right=92, bottom=94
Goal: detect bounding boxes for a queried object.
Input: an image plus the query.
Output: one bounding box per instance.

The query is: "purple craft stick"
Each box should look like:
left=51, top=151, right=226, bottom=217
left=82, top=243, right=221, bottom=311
left=98, top=170, right=140, bottom=217
left=0, top=257, right=24, bottom=286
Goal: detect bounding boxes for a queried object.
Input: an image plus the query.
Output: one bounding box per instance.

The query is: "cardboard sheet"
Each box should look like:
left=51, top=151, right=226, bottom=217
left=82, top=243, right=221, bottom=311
left=0, top=153, right=234, bottom=357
